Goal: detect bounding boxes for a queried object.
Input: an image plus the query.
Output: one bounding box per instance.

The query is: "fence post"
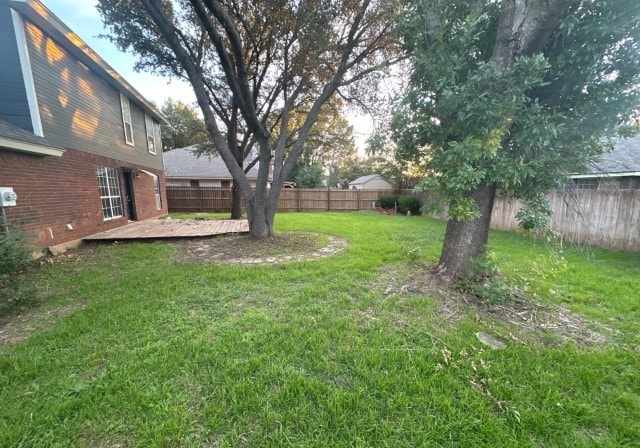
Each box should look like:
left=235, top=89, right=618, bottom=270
left=327, top=189, right=331, bottom=211
left=297, top=188, right=301, bottom=212
left=357, top=189, right=361, bottom=210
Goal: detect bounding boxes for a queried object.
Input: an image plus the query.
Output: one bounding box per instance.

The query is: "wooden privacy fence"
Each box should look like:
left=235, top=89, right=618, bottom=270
left=165, top=186, right=234, bottom=213
left=166, top=186, right=639, bottom=251
left=166, top=186, right=414, bottom=214
left=490, top=189, right=640, bottom=252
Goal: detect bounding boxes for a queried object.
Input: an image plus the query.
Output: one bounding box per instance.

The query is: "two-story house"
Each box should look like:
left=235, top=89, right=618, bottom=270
left=0, top=0, right=169, bottom=251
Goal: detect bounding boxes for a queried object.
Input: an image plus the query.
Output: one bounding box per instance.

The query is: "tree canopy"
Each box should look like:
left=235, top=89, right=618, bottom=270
left=287, top=101, right=358, bottom=187
left=98, top=0, right=400, bottom=235
left=393, top=0, right=640, bottom=278
left=160, top=99, right=208, bottom=151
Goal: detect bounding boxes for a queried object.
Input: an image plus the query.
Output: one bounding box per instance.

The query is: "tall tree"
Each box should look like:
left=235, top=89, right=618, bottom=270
left=160, top=98, right=208, bottom=150
left=294, top=164, right=325, bottom=188
left=287, top=101, right=358, bottom=187
left=98, top=0, right=399, bottom=237
left=393, top=0, right=640, bottom=279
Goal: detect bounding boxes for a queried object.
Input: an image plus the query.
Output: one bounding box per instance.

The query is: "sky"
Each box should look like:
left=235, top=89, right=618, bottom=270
left=45, top=0, right=196, bottom=108
left=43, top=0, right=374, bottom=150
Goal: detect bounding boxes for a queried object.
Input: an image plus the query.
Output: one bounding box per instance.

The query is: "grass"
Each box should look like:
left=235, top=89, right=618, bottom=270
left=0, top=212, right=638, bottom=447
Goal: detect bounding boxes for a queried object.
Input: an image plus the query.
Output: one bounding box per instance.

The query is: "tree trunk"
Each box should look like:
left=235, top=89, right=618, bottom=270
left=436, top=0, right=575, bottom=280
left=230, top=184, right=242, bottom=219
left=437, top=184, right=496, bottom=280
left=246, top=195, right=275, bottom=238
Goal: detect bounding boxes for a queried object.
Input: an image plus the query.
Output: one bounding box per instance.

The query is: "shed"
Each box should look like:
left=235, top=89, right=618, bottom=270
left=348, top=174, right=392, bottom=190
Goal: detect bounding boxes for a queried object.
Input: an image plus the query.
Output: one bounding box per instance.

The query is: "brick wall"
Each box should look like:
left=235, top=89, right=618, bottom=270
left=0, top=148, right=167, bottom=247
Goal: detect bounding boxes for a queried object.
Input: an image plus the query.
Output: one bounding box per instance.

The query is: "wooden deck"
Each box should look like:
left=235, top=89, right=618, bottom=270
left=84, top=218, right=249, bottom=241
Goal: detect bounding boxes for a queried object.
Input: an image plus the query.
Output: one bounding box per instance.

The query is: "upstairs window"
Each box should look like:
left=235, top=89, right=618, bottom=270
left=120, top=93, right=134, bottom=145
left=155, top=121, right=163, bottom=152
left=145, top=114, right=157, bottom=154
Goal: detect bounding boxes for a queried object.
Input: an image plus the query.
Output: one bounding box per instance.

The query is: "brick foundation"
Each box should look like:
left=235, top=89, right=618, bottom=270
left=0, top=148, right=167, bottom=247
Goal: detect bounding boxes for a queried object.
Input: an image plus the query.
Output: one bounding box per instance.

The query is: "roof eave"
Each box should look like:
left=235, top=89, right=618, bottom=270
left=0, top=135, right=65, bottom=156
left=570, top=172, right=640, bottom=179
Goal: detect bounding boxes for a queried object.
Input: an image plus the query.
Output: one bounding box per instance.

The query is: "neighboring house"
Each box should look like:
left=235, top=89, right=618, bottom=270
left=0, top=0, right=168, bottom=250
left=349, top=174, right=393, bottom=190
left=163, top=145, right=261, bottom=188
left=569, top=134, right=640, bottom=189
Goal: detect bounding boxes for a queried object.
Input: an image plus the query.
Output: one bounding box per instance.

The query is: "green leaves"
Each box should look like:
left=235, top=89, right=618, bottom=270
left=394, top=0, right=640, bottom=224
left=160, top=99, right=208, bottom=151
left=294, top=164, right=325, bottom=188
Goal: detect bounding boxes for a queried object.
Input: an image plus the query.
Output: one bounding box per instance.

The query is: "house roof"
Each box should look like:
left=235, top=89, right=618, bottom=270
left=5, top=0, right=168, bottom=125
left=0, top=118, right=65, bottom=156
left=163, top=145, right=259, bottom=180
left=586, top=134, right=640, bottom=175
left=349, top=174, right=388, bottom=185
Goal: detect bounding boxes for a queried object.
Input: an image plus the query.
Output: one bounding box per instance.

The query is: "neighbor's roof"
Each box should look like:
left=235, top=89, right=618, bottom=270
left=163, top=145, right=259, bottom=180
left=0, top=118, right=65, bottom=156
left=587, top=134, right=640, bottom=175
left=5, top=0, right=167, bottom=124
left=349, top=174, right=388, bottom=185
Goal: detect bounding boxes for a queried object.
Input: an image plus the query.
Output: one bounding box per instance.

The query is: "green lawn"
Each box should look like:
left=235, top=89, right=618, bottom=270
left=1, top=212, right=638, bottom=447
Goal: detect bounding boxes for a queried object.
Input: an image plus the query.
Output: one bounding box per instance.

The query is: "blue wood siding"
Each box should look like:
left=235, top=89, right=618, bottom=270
left=21, top=18, right=163, bottom=170
left=0, top=3, right=32, bottom=132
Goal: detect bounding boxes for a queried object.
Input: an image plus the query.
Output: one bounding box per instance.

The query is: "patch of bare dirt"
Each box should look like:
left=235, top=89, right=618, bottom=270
left=379, top=265, right=615, bottom=347
left=0, top=302, right=85, bottom=347
left=172, top=232, right=347, bottom=264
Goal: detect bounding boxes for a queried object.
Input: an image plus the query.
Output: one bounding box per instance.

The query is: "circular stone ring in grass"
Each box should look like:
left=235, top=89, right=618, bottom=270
left=174, top=232, right=347, bottom=265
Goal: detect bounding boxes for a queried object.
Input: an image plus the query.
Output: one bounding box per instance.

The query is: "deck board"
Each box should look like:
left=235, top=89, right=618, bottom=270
left=84, top=218, right=249, bottom=241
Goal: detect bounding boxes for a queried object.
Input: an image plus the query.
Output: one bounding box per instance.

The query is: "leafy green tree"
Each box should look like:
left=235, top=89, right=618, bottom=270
left=393, top=0, right=640, bottom=279
left=97, top=0, right=400, bottom=237
left=160, top=98, right=208, bottom=151
left=294, top=164, right=325, bottom=188
left=287, top=101, right=358, bottom=187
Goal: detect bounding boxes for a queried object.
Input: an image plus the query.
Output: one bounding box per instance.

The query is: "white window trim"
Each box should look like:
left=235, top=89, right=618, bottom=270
left=154, top=121, right=163, bottom=152
left=97, top=167, right=124, bottom=221
left=140, top=170, right=163, bottom=210
left=145, top=113, right=157, bottom=154
left=153, top=174, right=162, bottom=210
left=11, top=9, right=44, bottom=137
left=120, top=93, right=134, bottom=146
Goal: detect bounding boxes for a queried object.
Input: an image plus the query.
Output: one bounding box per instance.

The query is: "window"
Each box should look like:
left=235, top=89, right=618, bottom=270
left=573, top=178, right=599, bottom=190
left=145, top=114, right=157, bottom=154
left=155, top=121, right=163, bottom=152
left=120, top=93, right=134, bottom=145
left=153, top=175, right=162, bottom=210
left=97, top=167, right=123, bottom=220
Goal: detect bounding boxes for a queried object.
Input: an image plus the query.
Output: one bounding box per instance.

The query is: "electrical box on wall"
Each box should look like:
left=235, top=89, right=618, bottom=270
left=0, top=187, right=18, bottom=207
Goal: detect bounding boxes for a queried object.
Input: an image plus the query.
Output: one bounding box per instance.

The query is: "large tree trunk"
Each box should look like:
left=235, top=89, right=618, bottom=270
left=246, top=192, right=275, bottom=238
left=436, top=0, right=575, bottom=279
left=438, top=184, right=496, bottom=279
left=245, top=138, right=274, bottom=238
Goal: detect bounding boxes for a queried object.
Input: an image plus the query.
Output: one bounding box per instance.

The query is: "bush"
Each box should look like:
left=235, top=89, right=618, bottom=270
left=0, top=218, right=38, bottom=313
left=294, top=164, right=325, bottom=188
left=455, top=252, right=510, bottom=303
left=0, top=219, right=34, bottom=279
left=378, top=195, right=398, bottom=210
left=397, top=195, right=421, bottom=215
